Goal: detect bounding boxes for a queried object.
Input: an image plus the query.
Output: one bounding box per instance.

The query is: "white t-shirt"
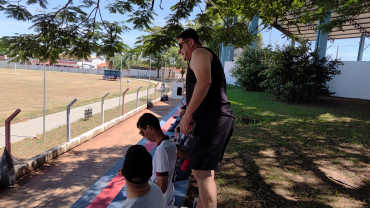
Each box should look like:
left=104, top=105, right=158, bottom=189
left=150, top=138, right=177, bottom=208
left=122, top=182, right=164, bottom=208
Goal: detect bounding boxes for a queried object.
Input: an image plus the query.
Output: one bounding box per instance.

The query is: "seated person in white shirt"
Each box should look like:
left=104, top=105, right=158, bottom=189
left=120, top=145, right=164, bottom=208
left=137, top=113, right=177, bottom=208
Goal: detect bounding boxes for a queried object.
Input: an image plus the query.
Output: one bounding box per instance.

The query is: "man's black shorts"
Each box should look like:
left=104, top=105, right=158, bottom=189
left=188, top=114, right=234, bottom=170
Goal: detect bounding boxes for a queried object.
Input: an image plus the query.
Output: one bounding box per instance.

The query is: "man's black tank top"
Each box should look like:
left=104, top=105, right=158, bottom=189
left=186, top=47, right=234, bottom=120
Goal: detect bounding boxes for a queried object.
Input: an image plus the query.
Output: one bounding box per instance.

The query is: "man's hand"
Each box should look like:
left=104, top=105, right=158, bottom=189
left=180, top=112, right=191, bottom=135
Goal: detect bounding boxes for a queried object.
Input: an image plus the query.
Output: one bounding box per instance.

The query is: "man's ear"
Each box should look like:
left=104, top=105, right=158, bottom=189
left=146, top=125, right=151, bottom=131
left=189, top=39, right=195, bottom=47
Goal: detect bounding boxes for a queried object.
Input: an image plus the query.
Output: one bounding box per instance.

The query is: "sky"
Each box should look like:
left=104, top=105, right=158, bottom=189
left=0, top=0, right=369, bottom=61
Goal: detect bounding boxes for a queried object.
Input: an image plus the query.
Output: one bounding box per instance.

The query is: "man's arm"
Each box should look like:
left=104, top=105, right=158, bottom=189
left=180, top=48, right=212, bottom=135
left=156, top=175, right=169, bottom=193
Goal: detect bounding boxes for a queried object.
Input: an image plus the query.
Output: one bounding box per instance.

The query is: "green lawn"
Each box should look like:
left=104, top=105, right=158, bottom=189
left=186, top=85, right=370, bottom=208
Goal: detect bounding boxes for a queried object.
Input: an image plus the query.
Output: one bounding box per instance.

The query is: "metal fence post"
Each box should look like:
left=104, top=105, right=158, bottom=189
left=5, top=109, right=21, bottom=154
left=160, top=82, right=165, bottom=98
left=122, top=88, right=129, bottom=115
left=154, top=83, right=159, bottom=100
left=147, top=84, right=153, bottom=103
left=170, top=71, right=173, bottom=95
left=66, top=98, right=78, bottom=142
left=43, top=63, right=46, bottom=140
left=101, top=92, right=110, bottom=125
left=136, top=86, right=143, bottom=108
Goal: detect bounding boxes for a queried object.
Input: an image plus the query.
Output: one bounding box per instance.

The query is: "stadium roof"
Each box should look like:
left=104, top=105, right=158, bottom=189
left=272, top=11, right=370, bottom=41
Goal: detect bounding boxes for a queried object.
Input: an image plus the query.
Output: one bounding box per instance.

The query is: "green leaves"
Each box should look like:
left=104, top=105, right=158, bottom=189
left=1, top=0, right=369, bottom=68
left=127, top=9, right=155, bottom=30
left=2, top=4, right=32, bottom=21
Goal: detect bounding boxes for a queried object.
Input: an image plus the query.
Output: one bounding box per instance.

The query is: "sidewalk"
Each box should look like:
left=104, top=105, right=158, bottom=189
left=0, top=87, right=160, bottom=148
left=0, top=98, right=182, bottom=208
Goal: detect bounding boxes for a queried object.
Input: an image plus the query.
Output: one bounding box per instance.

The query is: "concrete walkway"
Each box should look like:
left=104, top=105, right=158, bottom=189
left=0, top=88, right=162, bottom=148
left=0, top=98, right=182, bottom=208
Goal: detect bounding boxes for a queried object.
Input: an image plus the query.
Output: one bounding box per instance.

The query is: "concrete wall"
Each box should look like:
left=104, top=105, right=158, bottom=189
left=127, top=68, right=162, bottom=78
left=327, top=61, right=370, bottom=100
left=224, top=61, right=370, bottom=100
left=224, top=61, right=237, bottom=85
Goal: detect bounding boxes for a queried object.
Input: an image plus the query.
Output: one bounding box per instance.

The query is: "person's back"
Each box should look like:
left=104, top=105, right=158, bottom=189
left=151, top=137, right=177, bottom=207
left=122, top=181, right=164, bottom=208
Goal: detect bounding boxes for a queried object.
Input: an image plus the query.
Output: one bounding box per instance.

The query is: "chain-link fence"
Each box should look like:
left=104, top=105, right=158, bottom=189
left=0, top=66, right=176, bottom=162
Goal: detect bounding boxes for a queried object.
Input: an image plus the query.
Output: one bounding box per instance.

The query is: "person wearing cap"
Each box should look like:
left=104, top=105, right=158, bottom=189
left=137, top=113, right=177, bottom=208
left=120, top=145, right=164, bottom=208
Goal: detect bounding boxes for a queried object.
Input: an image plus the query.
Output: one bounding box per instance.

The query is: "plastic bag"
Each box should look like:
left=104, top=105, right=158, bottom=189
left=0, top=148, right=15, bottom=188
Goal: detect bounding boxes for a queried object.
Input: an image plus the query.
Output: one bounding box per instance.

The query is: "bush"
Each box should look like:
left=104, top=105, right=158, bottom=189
left=231, top=46, right=273, bottom=91
left=262, top=43, right=341, bottom=103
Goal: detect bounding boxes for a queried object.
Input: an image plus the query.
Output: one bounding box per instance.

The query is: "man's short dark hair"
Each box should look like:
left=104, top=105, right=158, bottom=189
left=176, top=28, right=201, bottom=45
left=121, top=145, right=152, bottom=184
left=137, top=113, right=161, bottom=130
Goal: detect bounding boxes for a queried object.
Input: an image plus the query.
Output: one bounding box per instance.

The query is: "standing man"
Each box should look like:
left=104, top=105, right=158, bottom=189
left=137, top=113, right=177, bottom=207
left=177, top=28, right=234, bottom=208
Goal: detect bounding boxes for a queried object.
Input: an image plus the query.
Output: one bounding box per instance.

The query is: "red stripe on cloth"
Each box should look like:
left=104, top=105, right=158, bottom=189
left=87, top=140, right=157, bottom=207
left=144, top=140, right=157, bottom=152
left=87, top=173, right=126, bottom=208
left=156, top=171, right=169, bottom=176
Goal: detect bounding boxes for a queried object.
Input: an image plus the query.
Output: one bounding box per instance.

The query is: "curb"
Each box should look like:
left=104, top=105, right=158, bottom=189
left=14, top=97, right=163, bottom=179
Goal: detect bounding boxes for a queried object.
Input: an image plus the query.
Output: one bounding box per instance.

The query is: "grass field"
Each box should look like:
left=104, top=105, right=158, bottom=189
left=0, top=96, right=149, bottom=160
left=0, top=67, right=161, bottom=126
left=184, top=85, right=369, bottom=208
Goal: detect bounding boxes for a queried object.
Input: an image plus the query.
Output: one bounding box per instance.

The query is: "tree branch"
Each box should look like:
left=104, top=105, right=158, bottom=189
left=207, top=0, right=227, bottom=29
left=74, top=7, right=97, bottom=33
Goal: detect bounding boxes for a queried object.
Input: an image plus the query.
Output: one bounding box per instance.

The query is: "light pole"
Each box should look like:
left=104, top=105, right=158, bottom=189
left=119, top=53, right=123, bottom=107
left=36, top=8, right=47, bottom=140
left=149, top=54, right=151, bottom=82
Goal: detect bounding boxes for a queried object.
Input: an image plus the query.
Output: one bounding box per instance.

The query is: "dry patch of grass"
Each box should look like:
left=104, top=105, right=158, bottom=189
left=0, top=68, right=158, bottom=126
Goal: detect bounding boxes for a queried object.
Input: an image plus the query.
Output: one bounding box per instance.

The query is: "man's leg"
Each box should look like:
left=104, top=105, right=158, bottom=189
left=193, top=169, right=216, bottom=208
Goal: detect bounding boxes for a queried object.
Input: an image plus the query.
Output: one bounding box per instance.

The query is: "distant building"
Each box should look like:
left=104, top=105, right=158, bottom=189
left=77, top=57, right=105, bottom=69
left=91, top=57, right=105, bottom=68
left=29, top=58, right=78, bottom=67
left=97, top=62, right=109, bottom=70
left=54, top=59, right=79, bottom=67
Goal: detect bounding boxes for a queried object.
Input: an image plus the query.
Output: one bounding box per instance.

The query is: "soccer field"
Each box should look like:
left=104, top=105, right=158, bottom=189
left=0, top=67, right=155, bottom=125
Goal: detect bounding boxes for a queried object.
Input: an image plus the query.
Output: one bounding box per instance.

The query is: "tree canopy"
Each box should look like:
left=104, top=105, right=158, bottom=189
left=1, top=0, right=369, bottom=63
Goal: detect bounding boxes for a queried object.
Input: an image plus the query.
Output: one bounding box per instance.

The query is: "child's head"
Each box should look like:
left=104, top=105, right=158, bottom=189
left=120, top=145, right=152, bottom=185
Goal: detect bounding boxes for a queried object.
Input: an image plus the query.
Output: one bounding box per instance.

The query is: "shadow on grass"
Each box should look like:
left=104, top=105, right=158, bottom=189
left=189, top=86, right=370, bottom=207
left=214, top=120, right=369, bottom=207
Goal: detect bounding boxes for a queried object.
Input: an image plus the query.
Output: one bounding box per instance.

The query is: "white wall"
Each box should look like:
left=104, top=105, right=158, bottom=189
left=224, top=61, right=237, bottom=85
left=223, top=60, right=370, bottom=100
left=128, top=68, right=162, bottom=78
left=327, top=61, right=370, bottom=100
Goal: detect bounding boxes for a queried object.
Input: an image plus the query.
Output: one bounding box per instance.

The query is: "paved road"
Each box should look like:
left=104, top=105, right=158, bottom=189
left=0, top=87, right=163, bottom=148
